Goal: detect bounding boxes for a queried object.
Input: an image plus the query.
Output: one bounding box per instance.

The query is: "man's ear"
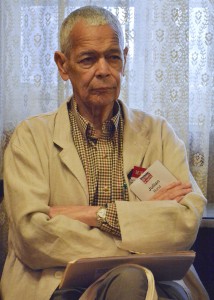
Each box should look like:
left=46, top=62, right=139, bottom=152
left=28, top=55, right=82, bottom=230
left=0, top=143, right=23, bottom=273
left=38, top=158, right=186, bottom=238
left=122, top=47, right=128, bottom=76
left=54, top=51, right=69, bottom=81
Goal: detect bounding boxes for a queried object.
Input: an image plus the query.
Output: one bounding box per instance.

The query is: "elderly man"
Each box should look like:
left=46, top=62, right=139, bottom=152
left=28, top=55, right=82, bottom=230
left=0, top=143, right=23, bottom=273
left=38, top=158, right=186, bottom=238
left=1, top=5, right=209, bottom=300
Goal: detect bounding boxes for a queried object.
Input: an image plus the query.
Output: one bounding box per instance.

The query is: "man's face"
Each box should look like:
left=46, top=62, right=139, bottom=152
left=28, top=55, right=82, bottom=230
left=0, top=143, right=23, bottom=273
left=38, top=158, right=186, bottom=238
left=63, top=21, right=127, bottom=112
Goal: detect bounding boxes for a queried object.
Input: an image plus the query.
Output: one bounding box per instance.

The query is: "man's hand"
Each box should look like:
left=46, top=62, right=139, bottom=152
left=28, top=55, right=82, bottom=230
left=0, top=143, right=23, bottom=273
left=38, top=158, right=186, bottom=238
left=49, top=205, right=100, bottom=227
left=151, top=181, right=192, bottom=202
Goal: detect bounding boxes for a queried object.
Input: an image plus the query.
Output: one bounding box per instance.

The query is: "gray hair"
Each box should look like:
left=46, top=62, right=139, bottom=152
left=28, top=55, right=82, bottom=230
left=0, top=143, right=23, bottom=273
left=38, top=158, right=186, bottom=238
left=60, top=6, right=124, bottom=56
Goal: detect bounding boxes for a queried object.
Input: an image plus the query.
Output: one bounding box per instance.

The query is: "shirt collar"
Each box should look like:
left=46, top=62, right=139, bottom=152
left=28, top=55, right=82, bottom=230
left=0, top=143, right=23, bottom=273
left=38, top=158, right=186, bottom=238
left=70, top=97, right=121, bottom=139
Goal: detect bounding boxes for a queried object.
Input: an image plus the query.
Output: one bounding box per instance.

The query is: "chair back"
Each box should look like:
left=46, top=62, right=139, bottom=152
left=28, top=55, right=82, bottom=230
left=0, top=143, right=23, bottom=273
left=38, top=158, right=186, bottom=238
left=0, top=180, right=8, bottom=278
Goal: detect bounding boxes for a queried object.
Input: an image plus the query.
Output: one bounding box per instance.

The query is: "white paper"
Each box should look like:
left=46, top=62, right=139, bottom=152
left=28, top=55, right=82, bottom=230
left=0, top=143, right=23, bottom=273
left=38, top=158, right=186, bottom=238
left=130, top=160, right=177, bottom=201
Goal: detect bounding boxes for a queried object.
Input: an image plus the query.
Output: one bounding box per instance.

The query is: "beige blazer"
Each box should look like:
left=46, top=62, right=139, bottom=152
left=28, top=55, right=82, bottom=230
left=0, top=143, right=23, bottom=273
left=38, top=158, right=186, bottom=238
left=1, top=99, right=208, bottom=300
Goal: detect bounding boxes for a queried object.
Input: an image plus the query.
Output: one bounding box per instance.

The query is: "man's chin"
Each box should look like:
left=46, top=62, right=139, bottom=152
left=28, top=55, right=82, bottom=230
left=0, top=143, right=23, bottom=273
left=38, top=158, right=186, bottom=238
left=88, top=95, right=116, bottom=107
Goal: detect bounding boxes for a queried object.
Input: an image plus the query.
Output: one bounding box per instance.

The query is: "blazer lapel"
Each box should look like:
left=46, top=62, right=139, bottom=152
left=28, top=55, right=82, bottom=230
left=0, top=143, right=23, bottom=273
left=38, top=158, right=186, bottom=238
left=120, top=101, right=150, bottom=175
left=53, top=100, right=88, bottom=197
left=59, top=146, right=88, bottom=197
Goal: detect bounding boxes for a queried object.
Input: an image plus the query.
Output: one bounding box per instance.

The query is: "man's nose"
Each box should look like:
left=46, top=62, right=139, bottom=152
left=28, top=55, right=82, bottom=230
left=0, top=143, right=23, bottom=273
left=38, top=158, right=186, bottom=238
left=95, top=58, right=110, bottom=77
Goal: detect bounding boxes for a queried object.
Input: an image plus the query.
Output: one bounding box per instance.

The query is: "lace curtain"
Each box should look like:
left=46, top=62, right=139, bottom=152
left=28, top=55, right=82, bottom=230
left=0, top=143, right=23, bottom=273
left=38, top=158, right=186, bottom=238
left=0, top=0, right=213, bottom=202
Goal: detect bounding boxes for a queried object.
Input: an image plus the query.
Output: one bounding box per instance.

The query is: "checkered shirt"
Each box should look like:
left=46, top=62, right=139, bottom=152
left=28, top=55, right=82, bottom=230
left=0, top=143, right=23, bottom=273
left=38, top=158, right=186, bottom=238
left=68, top=98, right=129, bottom=237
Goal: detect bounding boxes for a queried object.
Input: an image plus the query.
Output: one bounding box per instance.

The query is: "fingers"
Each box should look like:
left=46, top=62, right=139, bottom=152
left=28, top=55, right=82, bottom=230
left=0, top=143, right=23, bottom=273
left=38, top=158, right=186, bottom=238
left=151, top=181, right=192, bottom=202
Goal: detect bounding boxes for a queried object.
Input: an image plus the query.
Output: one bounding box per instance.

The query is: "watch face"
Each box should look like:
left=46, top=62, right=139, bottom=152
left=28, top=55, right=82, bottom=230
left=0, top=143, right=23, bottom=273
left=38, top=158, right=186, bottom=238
left=98, top=208, right=107, bottom=218
left=96, top=207, right=107, bottom=227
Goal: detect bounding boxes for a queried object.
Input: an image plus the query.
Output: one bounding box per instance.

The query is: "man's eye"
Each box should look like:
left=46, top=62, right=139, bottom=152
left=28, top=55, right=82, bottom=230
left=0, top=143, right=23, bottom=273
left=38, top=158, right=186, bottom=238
left=79, top=57, right=95, bottom=65
left=109, top=55, right=121, bottom=61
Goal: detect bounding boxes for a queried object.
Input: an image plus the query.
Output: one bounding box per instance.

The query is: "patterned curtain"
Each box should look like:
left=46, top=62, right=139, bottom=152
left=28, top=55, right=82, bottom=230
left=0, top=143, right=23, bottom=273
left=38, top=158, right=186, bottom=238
left=0, top=0, right=213, bottom=201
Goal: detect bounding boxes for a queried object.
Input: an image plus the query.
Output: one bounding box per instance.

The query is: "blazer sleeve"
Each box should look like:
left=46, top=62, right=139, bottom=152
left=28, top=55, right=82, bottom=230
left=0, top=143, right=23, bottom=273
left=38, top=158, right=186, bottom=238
left=115, top=117, right=207, bottom=253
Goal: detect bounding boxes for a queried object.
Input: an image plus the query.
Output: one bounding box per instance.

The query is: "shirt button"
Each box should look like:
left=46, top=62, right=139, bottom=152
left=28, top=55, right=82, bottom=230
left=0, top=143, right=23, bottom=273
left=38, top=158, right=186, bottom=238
left=54, top=271, right=63, bottom=279
left=103, top=153, right=108, bottom=159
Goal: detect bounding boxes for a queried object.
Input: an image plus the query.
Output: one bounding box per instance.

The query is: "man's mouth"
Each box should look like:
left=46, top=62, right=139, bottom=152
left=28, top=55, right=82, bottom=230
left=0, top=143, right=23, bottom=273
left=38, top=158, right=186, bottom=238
left=90, top=87, right=114, bottom=93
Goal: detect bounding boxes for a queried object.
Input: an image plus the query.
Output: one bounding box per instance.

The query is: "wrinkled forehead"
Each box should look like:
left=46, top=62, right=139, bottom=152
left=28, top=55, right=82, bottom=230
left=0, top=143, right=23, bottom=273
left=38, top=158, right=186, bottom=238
left=70, top=19, right=124, bottom=49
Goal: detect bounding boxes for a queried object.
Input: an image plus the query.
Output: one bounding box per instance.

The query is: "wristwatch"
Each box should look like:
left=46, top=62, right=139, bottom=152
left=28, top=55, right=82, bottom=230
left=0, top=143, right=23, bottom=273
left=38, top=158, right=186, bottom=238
left=96, top=206, right=107, bottom=227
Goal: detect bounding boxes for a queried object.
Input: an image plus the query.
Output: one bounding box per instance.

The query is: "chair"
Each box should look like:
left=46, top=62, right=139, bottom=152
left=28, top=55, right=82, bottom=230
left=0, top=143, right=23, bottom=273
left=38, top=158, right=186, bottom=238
left=0, top=180, right=8, bottom=278
left=192, top=217, right=214, bottom=299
